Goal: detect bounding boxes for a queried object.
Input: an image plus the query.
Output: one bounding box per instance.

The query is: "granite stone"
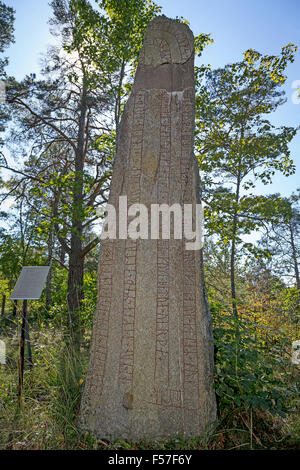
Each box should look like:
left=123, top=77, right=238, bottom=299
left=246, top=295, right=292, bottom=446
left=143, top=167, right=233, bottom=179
left=79, top=16, right=217, bottom=440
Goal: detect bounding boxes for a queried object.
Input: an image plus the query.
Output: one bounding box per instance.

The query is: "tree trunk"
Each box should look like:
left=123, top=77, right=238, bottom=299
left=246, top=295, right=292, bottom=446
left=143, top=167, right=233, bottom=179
left=12, top=299, right=17, bottom=316
left=59, top=244, right=66, bottom=266
left=46, top=230, right=53, bottom=310
left=25, top=317, right=33, bottom=368
left=230, top=174, right=241, bottom=318
left=230, top=231, right=237, bottom=317
left=67, top=251, right=84, bottom=349
left=18, top=299, right=27, bottom=406
left=289, top=222, right=300, bottom=291
left=67, top=83, right=87, bottom=350
left=1, top=294, right=5, bottom=316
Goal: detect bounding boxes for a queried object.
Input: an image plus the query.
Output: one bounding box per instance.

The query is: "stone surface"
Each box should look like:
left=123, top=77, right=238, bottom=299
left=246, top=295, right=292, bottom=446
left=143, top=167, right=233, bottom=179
left=291, top=340, right=300, bottom=365
left=79, top=16, right=217, bottom=440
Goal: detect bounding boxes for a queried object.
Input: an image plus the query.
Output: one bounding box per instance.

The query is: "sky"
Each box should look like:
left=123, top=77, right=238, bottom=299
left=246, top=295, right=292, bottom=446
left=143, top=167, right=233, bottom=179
left=2, top=0, right=300, bottom=202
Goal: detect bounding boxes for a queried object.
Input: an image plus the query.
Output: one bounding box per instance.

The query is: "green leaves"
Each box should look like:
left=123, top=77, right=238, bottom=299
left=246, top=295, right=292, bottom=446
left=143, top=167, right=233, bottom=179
left=194, top=32, right=213, bottom=57
left=213, top=308, right=293, bottom=417
left=0, top=1, right=15, bottom=56
left=196, top=45, right=298, bottom=262
left=68, top=0, right=161, bottom=73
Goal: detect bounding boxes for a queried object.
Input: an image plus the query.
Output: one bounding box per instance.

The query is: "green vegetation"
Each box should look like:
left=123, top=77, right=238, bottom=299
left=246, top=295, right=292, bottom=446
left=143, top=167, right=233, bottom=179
left=0, top=0, right=299, bottom=450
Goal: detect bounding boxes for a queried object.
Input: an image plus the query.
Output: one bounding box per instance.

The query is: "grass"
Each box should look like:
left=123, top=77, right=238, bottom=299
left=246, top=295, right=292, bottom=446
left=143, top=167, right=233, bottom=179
left=0, top=321, right=299, bottom=450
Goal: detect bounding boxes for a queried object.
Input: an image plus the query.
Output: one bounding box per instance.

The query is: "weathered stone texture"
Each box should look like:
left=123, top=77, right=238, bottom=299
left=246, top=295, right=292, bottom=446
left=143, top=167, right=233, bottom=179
left=79, top=16, right=217, bottom=440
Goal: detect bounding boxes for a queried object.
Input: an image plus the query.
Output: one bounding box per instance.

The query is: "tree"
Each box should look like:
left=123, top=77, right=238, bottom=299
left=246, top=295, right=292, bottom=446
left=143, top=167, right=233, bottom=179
left=0, top=193, right=48, bottom=316
left=260, top=191, right=300, bottom=291
left=196, top=45, right=298, bottom=317
left=0, top=1, right=15, bottom=314
left=0, top=0, right=14, bottom=81
left=0, top=0, right=14, bottom=154
left=2, top=0, right=161, bottom=349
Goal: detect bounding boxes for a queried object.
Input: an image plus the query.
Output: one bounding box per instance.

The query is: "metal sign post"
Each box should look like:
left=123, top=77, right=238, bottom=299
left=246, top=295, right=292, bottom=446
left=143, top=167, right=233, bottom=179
left=18, top=299, right=27, bottom=406
left=10, top=266, right=50, bottom=406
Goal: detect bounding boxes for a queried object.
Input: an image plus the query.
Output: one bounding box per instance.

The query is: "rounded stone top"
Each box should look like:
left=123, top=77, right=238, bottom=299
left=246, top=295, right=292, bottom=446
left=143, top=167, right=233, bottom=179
left=139, top=16, right=194, bottom=67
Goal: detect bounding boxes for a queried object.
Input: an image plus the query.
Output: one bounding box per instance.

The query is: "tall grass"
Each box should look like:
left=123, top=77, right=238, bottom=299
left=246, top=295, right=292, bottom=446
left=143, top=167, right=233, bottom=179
left=0, top=323, right=299, bottom=450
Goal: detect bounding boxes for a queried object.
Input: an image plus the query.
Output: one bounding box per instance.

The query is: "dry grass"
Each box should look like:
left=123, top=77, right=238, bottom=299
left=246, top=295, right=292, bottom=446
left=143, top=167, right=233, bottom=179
left=0, top=324, right=299, bottom=450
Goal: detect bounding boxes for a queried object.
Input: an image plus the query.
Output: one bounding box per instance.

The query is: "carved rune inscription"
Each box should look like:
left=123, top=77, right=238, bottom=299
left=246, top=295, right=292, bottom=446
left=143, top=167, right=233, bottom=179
left=79, top=16, right=216, bottom=441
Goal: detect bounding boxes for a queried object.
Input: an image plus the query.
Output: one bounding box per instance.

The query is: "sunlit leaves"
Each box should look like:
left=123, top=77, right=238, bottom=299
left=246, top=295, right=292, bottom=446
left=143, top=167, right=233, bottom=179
left=196, top=44, right=298, bottom=259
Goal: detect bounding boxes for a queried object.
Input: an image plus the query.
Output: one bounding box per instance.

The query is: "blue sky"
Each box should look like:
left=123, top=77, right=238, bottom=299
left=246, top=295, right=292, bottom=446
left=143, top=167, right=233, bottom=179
left=3, top=0, right=300, bottom=199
